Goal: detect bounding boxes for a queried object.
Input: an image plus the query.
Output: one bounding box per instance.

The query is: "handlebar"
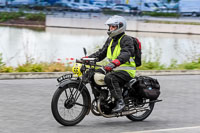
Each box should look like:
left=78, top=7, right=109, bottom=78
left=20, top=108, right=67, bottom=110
left=82, top=58, right=96, bottom=61
left=76, top=59, right=83, bottom=64
left=76, top=58, right=103, bottom=67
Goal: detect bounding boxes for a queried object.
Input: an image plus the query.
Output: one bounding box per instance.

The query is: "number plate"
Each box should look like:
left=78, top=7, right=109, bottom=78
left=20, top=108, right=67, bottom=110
left=57, top=74, right=73, bottom=83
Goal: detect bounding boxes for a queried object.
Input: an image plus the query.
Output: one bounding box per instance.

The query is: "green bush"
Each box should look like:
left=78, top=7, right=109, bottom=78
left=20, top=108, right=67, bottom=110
left=44, top=62, right=67, bottom=72
left=0, top=53, right=14, bottom=73
left=0, top=53, right=5, bottom=72
left=25, top=13, right=45, bottom=21
left=0, top=66, right=14, bottom=73
left=0, top=52, right=200, bottom=73
left=137, top=60, right=166, bottom=70
left=16, top=65, right=31, bottom=72
left=16, top=63, right=45, bottom=72
left=178, top=61, right=200, bottom=70
left=66, top=64, right=73, bottom=72
left=0, top=53, right=4, bottom=67
left=0, top=12, right=45, bottom=22
left=30, top=63, right=44, bottom=72
left=167, top=59, right=178, bottom=70
left=15, top=62, right=69, bottom=72
left=0, top=12, right=24, bottom=22
left=142, top=12, right=180, bottom=17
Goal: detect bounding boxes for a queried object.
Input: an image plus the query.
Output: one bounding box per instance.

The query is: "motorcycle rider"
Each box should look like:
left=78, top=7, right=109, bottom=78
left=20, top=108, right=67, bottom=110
left=86, top=15, right=137, bottom=113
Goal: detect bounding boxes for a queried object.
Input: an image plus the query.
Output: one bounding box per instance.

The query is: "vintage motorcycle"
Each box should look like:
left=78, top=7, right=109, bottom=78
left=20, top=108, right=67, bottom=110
left=51, top=48, right=162, bottom=126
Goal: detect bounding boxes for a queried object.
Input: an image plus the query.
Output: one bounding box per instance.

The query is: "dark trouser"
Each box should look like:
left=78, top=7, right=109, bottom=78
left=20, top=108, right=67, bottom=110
left=104, top=71, right=132, bottom=100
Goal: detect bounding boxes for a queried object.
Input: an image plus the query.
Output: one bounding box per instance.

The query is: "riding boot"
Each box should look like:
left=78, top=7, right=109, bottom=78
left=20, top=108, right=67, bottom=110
left=112, top=98, right=125, bottom=113
left=110, top=89, right=125, bottom=113
left=104, top=73, right=127, bottom=113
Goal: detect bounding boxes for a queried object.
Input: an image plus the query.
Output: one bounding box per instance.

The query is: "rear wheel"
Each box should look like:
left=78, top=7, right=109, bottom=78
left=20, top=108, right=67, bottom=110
left=51, top=83, right=90, bottom=126
left=126, top=99, right=155, bottom=121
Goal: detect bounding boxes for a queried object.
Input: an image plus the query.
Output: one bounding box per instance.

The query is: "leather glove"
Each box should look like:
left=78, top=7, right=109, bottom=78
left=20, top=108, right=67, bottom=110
left=104, top=59, right=121, bottom=72
left=104, top=62, right=116, bottom=72
left=112, top=59, right=121, bottom=67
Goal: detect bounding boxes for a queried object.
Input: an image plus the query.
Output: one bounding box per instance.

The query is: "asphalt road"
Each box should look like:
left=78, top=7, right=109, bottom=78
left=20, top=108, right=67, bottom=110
left=0, top=75, right=200, bottom=133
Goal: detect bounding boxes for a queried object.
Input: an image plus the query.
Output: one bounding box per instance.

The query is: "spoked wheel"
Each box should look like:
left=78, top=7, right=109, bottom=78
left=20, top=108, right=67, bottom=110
left=51, top=83, right=90, bottom=126
left=126, top=99, right=155, bottom=121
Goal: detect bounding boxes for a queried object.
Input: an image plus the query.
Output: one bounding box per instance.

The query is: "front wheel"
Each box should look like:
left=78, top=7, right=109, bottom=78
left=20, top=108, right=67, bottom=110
left=126, top=99, right=155, bottom=121
left=51, top=83, right=90, bottom=126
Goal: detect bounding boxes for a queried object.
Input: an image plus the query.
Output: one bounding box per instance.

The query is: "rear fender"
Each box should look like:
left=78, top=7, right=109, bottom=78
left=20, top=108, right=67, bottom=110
left=58, top=79, right=91, bottom=115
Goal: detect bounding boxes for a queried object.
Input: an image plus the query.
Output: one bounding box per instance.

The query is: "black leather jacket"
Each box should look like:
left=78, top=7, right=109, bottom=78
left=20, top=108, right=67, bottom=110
left=88, top=32, right=135, bottom=64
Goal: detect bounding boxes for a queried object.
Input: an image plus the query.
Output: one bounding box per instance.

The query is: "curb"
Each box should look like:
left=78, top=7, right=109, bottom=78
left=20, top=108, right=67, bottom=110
left=0, top=70, right=200, bottom=80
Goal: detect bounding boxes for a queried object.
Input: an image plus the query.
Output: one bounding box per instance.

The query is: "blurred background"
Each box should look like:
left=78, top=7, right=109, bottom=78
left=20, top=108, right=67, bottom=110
left=0, top=0, right=197, bottom=16
left=0, top=0, right=200, bottom=72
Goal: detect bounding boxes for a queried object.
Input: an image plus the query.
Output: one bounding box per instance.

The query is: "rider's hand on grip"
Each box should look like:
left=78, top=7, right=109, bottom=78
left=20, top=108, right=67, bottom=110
left=104, top=62, right=115, bottom=72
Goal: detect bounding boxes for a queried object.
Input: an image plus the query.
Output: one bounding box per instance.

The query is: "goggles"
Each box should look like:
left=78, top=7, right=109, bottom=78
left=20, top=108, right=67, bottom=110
left=108, top=24, right=118, bottom=28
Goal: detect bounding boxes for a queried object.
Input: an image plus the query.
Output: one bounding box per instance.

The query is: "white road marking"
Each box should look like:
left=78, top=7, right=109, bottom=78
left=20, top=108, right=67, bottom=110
left=122, top=126, right=200, bottom=133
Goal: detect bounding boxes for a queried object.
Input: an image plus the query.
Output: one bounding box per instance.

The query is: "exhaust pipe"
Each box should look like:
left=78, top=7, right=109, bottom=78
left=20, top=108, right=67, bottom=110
left=97, top=99, right=147, bottom=118
left=97, top=99, right=116, bottom=118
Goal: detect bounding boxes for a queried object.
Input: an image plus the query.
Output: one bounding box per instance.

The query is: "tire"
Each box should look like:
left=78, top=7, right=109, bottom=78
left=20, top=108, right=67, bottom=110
left=51, top=83, right=90, bottom=126
left=192, top=12, right=197, bottom=17
left=126, top=99, right=155, bottom=121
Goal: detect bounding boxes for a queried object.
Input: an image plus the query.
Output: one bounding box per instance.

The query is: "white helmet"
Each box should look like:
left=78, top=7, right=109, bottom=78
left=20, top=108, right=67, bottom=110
left=105, top=15, right=127, bottom=38
left=94, top=73, right=106, bottom=86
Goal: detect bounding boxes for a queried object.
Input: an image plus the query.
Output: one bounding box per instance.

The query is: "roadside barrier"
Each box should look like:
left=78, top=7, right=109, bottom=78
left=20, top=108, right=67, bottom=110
left=0, top=70, right=200, bottom=79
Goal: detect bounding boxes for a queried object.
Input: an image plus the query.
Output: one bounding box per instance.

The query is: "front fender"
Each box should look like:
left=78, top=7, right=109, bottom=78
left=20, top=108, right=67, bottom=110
left=58, top=79, right=91, bottom=115
left=58, top=79, right=80, bottom=88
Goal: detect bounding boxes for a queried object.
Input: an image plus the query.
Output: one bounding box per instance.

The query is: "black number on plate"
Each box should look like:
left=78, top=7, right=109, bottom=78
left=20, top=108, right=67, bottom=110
left=57, top=74, right=72, bottom=83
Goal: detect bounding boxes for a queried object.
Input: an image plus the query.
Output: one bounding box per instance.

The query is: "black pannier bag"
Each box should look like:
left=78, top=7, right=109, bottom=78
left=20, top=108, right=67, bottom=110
left=130, top=76, right=160, bottom=100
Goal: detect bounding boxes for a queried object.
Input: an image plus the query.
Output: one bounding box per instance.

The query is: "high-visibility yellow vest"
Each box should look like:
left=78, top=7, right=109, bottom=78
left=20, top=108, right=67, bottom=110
left=106, top=34, right=136, bottom=78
